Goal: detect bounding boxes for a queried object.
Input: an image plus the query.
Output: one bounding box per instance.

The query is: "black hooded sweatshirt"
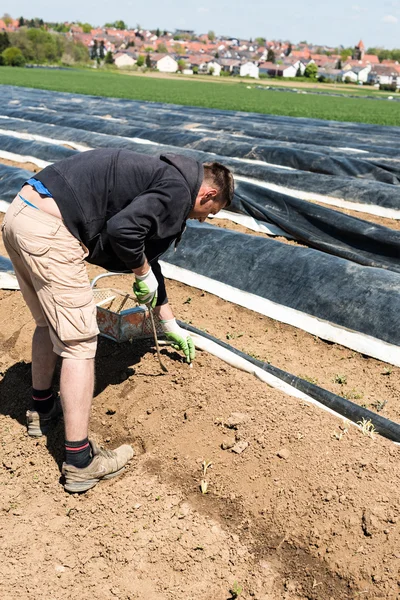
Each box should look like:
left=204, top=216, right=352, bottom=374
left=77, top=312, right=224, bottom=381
left=34, top=148, right=204, bottom=305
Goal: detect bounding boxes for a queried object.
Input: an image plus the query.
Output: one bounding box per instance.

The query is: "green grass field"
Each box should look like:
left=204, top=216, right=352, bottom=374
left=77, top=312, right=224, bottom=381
left=1, top=66, right=399, bottom=126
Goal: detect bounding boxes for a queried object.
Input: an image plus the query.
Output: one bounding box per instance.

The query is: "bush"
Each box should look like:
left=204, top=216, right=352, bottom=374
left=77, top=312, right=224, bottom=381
left=379, top=83, right=397, bottom=92
left=220, top=69, right=231, bottom=77
left=2, top=46, right=25, bottom=66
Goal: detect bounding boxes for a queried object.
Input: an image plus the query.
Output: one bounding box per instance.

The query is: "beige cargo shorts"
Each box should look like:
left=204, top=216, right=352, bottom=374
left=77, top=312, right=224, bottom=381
left=1, top=194, right=99, bottom=359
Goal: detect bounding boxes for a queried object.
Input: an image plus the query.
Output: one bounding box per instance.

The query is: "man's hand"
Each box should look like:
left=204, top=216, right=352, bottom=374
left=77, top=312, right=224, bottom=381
left=133, top=267, right=158, bottom=308
left=161, top=318, right=195, bottom=363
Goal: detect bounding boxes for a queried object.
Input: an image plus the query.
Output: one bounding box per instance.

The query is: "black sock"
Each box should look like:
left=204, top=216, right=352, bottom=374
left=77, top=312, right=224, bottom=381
left=32, top=388, right=55, bottom=414
left=65, top=438, right=92, bottom=469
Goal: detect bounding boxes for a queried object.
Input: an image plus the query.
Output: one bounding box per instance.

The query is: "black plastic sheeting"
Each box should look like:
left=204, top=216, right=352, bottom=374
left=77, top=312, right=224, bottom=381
left=2, top=85, right=400, bottom=152
left=1, top=114, right=400, bottom=213
left=2, top=103, right=400, bottom=184
left=1, top=161, right=399, bottom=272
left=233, top=181, right=400, bottom=272
left=164, top=220, right=400, bottom=348
left=0, top=255, right=14, bottom=274
left=0, top=164, right=33, bottom=203
left=180, top=322, right=400, bottom=442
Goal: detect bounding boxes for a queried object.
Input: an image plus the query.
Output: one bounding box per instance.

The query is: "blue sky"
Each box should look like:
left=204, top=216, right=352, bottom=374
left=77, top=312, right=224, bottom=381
left=5, top=0, right=400, bottom=48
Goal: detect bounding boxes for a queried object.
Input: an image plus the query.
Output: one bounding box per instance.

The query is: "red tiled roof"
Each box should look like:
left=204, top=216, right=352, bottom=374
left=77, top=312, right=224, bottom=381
left=363, top=54, right=379, bottom=64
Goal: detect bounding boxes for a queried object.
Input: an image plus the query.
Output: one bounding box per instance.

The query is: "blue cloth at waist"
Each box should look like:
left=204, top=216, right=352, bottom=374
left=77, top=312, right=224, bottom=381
left=26, top=178, right=53, bottom=197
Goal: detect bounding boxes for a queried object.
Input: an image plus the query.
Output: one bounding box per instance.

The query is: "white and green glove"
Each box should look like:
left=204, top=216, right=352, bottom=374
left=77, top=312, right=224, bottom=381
left=133, top=267, right=158, bottom=308
left=162, top=319, right=195, bottom=363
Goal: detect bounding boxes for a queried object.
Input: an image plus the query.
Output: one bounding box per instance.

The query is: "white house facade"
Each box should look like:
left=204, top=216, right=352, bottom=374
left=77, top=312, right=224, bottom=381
left=157, top=55, right=178, bottom=73
left=114, top=53, right=136, bottom=68
left=240, top=62, right=259, bottom=78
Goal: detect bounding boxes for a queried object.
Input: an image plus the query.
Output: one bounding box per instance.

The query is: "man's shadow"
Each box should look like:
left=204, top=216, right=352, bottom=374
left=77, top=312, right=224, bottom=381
left=0, top=336, right=175, bottom=470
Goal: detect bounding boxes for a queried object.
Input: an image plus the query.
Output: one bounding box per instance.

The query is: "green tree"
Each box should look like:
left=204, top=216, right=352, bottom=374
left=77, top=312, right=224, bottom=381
left=99, top=40, right=105, bottom=59
left=105, top=50, right=114, bottom=64
left=304, top=62, right=318, bottom=78
left=340, top=47, right=352, bottom=62
left=267, top=48, right=275, bottom=63
left=173, top=43, right=184, bottom=55
left=208, top=30, right=215, bottom=41
left=157, top=43, right=167, bottom=53
left=79, top=22, right=93, bottom=33
left=255, top=37, right=266, bottom=46
left=0, top=32, right=10, bottom=53
left=18, top=16, right=25, bottom=27
left=156, top=28, right=160, bottom=37
left=286, top=43, right=292, bottom=56
left=177, top=58, right=186, bottom=72
left=145, top=53, right=152, bottom=68
left=90, top=40, right=98, bottom=60
left=2, top=13, right=13, bottom=26
left=2, top=46, right=25, bottom=66
left=136, top=54, right=144, bottom=66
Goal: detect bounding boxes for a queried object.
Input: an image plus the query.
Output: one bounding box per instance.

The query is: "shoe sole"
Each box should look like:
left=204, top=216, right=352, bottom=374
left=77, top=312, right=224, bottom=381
left=64, top=466, right=126, bottom=494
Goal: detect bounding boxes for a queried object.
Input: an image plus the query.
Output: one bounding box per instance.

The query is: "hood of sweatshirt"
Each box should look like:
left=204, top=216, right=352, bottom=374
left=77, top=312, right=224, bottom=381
left=160, top=153, right=204, bottom=205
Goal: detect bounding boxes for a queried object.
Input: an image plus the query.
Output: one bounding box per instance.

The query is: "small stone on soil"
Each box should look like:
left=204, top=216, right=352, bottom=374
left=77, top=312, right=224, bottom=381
left=224, top=412, right=249, bottom=429
left=221, top=438, right=236, bottom=450
left=232, top=440, right=249, bottom=454
left=277, top=448, right=290, bottom=460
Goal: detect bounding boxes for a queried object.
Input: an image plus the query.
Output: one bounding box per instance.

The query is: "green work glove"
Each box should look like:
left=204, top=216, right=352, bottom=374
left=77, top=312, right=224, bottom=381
left=162, top=318, right=196, bottom=363
left=133, top=267, right=158, bottom=308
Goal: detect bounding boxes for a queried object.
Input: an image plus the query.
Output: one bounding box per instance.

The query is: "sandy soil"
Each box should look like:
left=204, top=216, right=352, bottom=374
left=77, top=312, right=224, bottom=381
left=1, top=160, right=400, bottom=599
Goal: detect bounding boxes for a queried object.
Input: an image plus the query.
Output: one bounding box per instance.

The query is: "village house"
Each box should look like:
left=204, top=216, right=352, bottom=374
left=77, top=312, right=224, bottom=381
left=218, top=58, right=241, bottom=73
left=240, top=62, right=259, bottom=78
left=342, top=64, right=371, bottom=83
left=258, top=61, right=297, bottom=78
left=368, top=64, right=400, bottom=86
left=207, top=60, right=222, bottom=76
left=114, top=52, right=137, bottom=68
left=149, top=53, right=178, bottom=72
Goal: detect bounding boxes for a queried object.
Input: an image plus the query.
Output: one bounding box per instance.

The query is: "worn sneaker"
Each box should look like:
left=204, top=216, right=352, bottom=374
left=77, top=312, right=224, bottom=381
left=26, top=396, right=63, bottom=438
left=62, top=439, right=135, bottom=493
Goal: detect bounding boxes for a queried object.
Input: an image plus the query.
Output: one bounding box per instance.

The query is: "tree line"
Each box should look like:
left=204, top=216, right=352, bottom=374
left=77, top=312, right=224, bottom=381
left=0, top=28, right=89, bottom=66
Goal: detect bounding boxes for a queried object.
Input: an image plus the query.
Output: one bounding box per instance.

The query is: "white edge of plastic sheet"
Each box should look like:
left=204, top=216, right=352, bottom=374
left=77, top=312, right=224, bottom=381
left=0, top=150, right=50, bottom=169
left=208, top=210, right=293, bottom=238
left=235, top=176, right=400, bottom=220
left=190, top=329, right=362, bottom=430
left=159, top=261, right=400, bottom=367
left=0, top=126, right=92, bottom=153
left=0, top=271, right=19, bottom=290
left=0, top=200, right=10, bottom=213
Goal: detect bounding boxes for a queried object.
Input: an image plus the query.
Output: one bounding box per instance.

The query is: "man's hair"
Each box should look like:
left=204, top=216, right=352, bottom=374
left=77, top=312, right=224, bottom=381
left=203, top=162, right=234, bottom=207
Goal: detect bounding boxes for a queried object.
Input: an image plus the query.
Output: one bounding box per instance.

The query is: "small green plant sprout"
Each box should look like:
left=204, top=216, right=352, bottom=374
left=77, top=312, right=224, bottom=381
left=226, top=332, right=244, bottom=340
left=342, top=389, right=363, bottom=400
left=381, top=367, right=392, bottom=376
left=334, top=374, right=347, bottom=385
left=200, top=480, right=208, bottom=494
left=229, top=581, right=243, bottom=598
left=202, top=460, right=213, bottom=477
left=183, top=297, right=192, bottom=304
left=357, top=418, right=376, bottom=438
left=371, top=399, right=388, bottom=412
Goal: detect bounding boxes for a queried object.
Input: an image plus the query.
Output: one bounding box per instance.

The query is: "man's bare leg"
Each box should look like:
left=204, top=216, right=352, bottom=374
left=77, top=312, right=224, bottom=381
left=31, top=326, right=58, bottom=390
left=60, top=358, right=94, bottom=441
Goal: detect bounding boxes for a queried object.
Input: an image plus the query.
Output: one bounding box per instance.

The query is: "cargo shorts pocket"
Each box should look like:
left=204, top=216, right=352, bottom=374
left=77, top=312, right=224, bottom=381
left=53, top=290, right=99, bottom=342
left=16, top=234, right=50, bottom=280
